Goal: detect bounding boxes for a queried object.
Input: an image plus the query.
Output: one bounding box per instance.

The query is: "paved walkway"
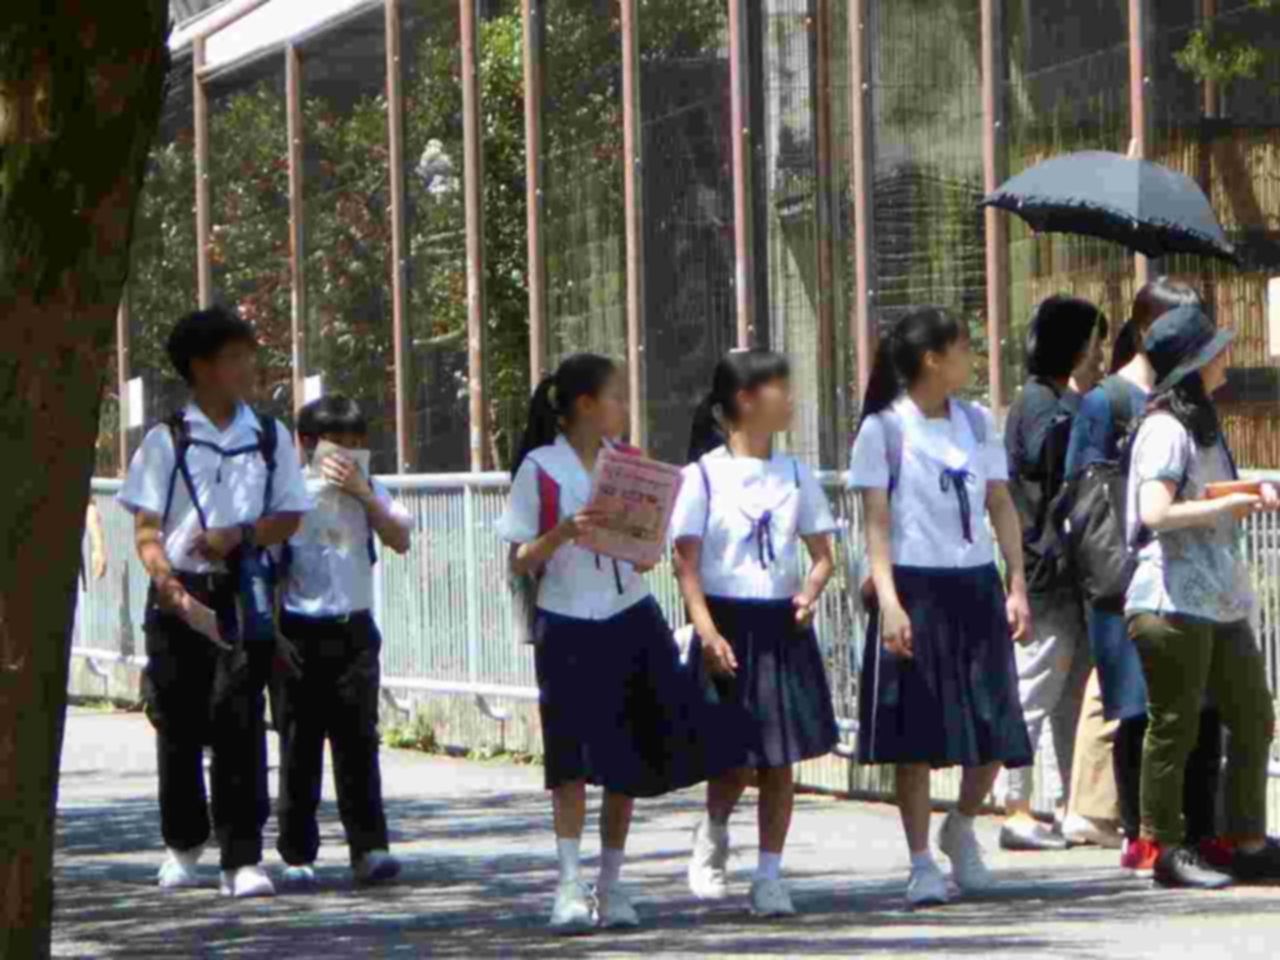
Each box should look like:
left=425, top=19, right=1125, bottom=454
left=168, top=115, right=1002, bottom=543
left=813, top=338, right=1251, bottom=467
left=53, top=709, right=1280, bottom=959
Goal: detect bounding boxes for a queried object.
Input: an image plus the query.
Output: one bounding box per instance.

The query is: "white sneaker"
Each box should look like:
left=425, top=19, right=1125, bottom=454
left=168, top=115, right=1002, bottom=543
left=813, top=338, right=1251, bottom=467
left=938, top=813, right=994, bottom=893
left=280, top=864, right=318, bottom=890
left=219, top=865, right=276, bottom=899
left=1061, top=813, right=1123, bottom=850
left=157, top=847, right=203, bottom=890
left=596, top=883, right=640, bottom=929
left=688, top=818, right=730, bottom=900
left=353, top=849, right=402, bottom=886
left=548, top=879, right=596, bottom=934
left=906, top=860, right=949, bottom=908
left=749, top=877, right=796, bottom=917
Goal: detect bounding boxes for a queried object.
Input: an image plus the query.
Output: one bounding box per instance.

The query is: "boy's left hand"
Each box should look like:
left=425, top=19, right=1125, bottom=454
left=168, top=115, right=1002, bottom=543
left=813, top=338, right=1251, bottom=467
left=193, top=526, right=243, bottom=562
left=321, top=453, right=373, bottom=502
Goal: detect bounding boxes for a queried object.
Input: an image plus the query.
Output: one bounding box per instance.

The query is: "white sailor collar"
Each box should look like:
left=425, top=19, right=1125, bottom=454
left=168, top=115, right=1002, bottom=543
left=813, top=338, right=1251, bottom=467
left=895, top=395, right=977, bottom=471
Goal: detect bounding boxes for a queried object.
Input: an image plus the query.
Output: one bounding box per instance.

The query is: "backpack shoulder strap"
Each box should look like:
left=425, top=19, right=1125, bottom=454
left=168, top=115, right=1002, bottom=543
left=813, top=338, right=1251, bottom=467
left=256, top=413, right=279, bottom=517
left=955, top=399, right=988, bottom=446
left=162, top=412, right=203, bottom=530
left=697, top=457, right=712, bottom=537
left=536, top=464, right=560, bottom=537
left=1101, top=377, right=1134, bottom=440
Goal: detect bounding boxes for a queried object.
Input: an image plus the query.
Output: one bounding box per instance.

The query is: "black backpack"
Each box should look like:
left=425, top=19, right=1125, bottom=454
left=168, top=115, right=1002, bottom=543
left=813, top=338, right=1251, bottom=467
left=1006, top=382, right=1076, bottom=595
left=1050, top=378, right=1187, bottom=614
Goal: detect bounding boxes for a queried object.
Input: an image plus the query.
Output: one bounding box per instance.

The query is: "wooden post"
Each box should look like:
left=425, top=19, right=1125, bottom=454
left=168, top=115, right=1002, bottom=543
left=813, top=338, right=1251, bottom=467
left=117, top=289, right=130, bottom=474
left=522, top=0, right=547, bottom=388
left=848, top=0, right=874, bottom=401
left=621, top=0, right=646, bottom=447
left=192, top=35, right=211, bottom=308
left=729, top=0, right=755, bottom=348
left=981, top=0, right=1008, bottom=415
left=1129, top=0, right=1151, bottom=288
left=385, top=0, right=412, bottom=472
left=460, top=0, right=489, bottom=471
left=813, top=0, right=838, bottom=462
left=286, top=44, right=307, bottom=416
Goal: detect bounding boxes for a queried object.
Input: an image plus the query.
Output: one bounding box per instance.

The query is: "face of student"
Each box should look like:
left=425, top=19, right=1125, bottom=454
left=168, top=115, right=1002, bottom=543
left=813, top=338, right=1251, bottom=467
left=191, top=340, right=257, bottom=402
left=1072, top=325, right=1106, bottom=391
left=735, top=376, right=793, bottom=434
left=924, top=331, right=974, bottom=395
left=572, top=370, right=629, bottom=439
left=1200, top=349, right=1230, bottom=395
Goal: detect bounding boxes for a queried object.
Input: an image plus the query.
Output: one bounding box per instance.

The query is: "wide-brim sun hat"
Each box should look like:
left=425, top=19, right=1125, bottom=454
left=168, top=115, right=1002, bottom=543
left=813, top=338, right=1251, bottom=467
left=1143, top=302, right=1234, bottom=392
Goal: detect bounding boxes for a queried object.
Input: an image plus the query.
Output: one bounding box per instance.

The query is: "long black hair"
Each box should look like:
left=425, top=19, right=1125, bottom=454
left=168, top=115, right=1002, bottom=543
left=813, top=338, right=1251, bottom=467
left=512, top=353, right=618, bottom=475
left=1144, top=374, right=1222, bottom=449
left=687, top=349, right=791, bottom=462
left=857, top=307, right=969, bottom=431
left=1109, top=277, right=1202, bottom=373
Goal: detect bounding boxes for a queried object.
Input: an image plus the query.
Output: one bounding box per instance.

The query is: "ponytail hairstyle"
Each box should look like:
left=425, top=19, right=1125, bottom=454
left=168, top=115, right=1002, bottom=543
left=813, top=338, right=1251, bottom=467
left=512, top=353, right=618, bottom=475
left=1112, top=277, right=1202, bottom=372
left=687, top=348, right=791, bottom=462
left=856, top=306, right=969, bottom=432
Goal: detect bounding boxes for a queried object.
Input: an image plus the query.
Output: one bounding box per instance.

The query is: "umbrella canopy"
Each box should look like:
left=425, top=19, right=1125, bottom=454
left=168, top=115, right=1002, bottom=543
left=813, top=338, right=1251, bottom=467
left=982, top=151, right=1237, bottom=263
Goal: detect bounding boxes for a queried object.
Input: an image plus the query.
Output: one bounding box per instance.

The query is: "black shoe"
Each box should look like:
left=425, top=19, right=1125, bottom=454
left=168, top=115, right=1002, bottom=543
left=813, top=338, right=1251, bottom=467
left=1153, top=846, right=1233, bottom=890
left=1230, top=839, right=1280, bottom=883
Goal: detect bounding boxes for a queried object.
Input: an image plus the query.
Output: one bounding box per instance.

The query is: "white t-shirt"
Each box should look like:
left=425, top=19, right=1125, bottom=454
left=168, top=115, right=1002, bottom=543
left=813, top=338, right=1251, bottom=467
left=118, top=402, right=311, bottom=574
left=283, top=476, right=411, bottom=617
left=670, top=447, right=836, bottom=600
left=847, top=396, right=1007, bottom=569
left=495, top=435, right=650, bottom=621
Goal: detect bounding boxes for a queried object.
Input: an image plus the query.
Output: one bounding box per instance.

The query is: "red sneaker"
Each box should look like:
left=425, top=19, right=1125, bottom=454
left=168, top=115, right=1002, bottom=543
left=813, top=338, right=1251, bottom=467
left=1121, top=837, right=1161, bottom=876
left=1198, top=838, right=1235, bottom=870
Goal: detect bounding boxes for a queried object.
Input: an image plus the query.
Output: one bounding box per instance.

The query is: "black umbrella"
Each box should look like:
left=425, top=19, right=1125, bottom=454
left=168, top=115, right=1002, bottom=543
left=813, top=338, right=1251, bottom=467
left=981, top=151, right=1237, bottom=263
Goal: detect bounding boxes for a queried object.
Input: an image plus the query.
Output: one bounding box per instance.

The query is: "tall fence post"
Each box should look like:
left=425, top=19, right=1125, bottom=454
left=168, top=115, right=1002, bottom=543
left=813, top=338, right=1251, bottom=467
left=621, top=0, right=646, bottom=447
left=981, top=0, right=1008, bottom=416
left=286, top=44, right=308, bottom=416
left=1129, top=0, right=1151, bottom=289
left=460, top=0, right=489, bottom=471
left=193, top=35, right=211, bottom=309
left=386, top=0, right=412, bottom=472
left=813, top=0, right=838, bottom=464
left=848, top=0, right=874, bottom=401
left=729, top=0, right=756, bottom=349
left=117, top=289, right=130, bottom=474
left=463, top=484, right=480, bottom=684
left=522, top=0, right=547, bottom=387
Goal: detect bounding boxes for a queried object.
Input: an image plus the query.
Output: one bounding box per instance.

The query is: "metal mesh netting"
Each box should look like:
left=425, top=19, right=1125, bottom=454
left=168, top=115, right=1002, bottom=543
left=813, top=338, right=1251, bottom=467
left=205, top=61, right=295, bottom=424
left=301, top=9, right=398, bottom=473
left=1150, top=0, right=1280, bottom=468
left=1003, top=0, right=1133, bottom=383
left=869, top=0, right=988, bottom=398
left=637, top=1, right=734, bottom=464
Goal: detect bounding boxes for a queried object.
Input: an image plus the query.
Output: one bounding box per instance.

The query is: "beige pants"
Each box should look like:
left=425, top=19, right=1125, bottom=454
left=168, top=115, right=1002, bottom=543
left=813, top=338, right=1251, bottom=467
left=1067, top=669, right=1120, bottom=823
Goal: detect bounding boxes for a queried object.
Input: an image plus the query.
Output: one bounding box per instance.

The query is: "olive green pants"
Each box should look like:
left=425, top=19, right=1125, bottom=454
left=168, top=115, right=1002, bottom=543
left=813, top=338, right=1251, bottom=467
left=1127, top=613, right=1275, bottom=847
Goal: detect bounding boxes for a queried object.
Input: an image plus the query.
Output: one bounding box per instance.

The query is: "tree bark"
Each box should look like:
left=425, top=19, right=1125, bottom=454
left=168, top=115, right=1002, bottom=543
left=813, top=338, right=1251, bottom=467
left=0, top=4, right=169, bottom=957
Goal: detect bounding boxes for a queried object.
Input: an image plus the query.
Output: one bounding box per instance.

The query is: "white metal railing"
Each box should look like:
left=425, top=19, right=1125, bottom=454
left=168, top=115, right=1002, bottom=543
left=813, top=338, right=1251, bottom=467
left=75, top=474, right=1280, bottom=805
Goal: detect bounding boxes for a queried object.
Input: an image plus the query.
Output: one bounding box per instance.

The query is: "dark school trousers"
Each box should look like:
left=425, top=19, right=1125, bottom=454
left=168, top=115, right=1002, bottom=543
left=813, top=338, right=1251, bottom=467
left=276, top=610, right=389, bottom=865
left=143, top=577, right=272, bottom=871
left=1128, top=613, right=1275, bottom=847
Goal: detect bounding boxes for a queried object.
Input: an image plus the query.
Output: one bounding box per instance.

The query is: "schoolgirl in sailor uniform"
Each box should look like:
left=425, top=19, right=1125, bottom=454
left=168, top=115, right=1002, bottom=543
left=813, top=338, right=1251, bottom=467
left=848, top=307, right=1033, bottom=909
left=671, top=349, right=839, bottom=919
left=497, top=353, right=743, bottom=935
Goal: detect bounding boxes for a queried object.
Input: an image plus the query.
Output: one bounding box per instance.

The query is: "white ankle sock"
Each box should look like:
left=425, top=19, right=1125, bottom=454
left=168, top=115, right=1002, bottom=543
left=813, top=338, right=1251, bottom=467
left=706, top=818, right=729, bottom=845
left=599, top=847, right=625, bottom=890
left=170, top=846, right=203, bottom=867
left=755, top=851, right=783, bottom=882
left=557, top=837, right=582, bottom=883
left=910, top=850, right=936, bottom=871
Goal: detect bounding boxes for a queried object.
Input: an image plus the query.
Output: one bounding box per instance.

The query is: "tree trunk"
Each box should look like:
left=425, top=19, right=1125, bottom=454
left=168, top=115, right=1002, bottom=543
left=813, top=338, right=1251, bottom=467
left=0, top=4, right=169, bottom=957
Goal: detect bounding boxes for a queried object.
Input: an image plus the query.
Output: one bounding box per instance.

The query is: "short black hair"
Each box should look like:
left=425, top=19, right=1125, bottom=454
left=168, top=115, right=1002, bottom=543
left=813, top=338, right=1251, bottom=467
left=166, top=307, right=257, bottom=384
left=297, top=394, right=368, bottom=441
left=1024, top=295, right=1108, bottom=380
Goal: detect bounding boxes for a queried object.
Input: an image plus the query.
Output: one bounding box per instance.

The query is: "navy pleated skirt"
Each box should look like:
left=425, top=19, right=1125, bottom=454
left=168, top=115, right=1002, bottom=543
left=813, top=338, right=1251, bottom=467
left=534, top=597, right=747, bottom=798
left=690, top=597, right=839, bottom=770
left=858, top=564, right=1032, bottom=770
left=1088, top=606, right=1147, bottom=722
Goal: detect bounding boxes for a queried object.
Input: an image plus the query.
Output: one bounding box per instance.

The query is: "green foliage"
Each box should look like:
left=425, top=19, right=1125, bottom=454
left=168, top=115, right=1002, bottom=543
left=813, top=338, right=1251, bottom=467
left=382, top=712, right=441, bottom=753
left=1174, top=2, right=1279, bottom=93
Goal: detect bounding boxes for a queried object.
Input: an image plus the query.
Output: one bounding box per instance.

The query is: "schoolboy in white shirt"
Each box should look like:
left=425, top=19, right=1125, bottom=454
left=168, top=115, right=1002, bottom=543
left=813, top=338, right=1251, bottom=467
left=274, top=395, right=411, bottom=888
left=119, top=307, right=311, bottom=899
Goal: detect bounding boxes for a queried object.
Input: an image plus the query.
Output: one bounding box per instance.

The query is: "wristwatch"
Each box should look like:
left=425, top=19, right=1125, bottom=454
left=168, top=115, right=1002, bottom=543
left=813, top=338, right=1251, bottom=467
left=240, top=522, right=257, bottom=550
